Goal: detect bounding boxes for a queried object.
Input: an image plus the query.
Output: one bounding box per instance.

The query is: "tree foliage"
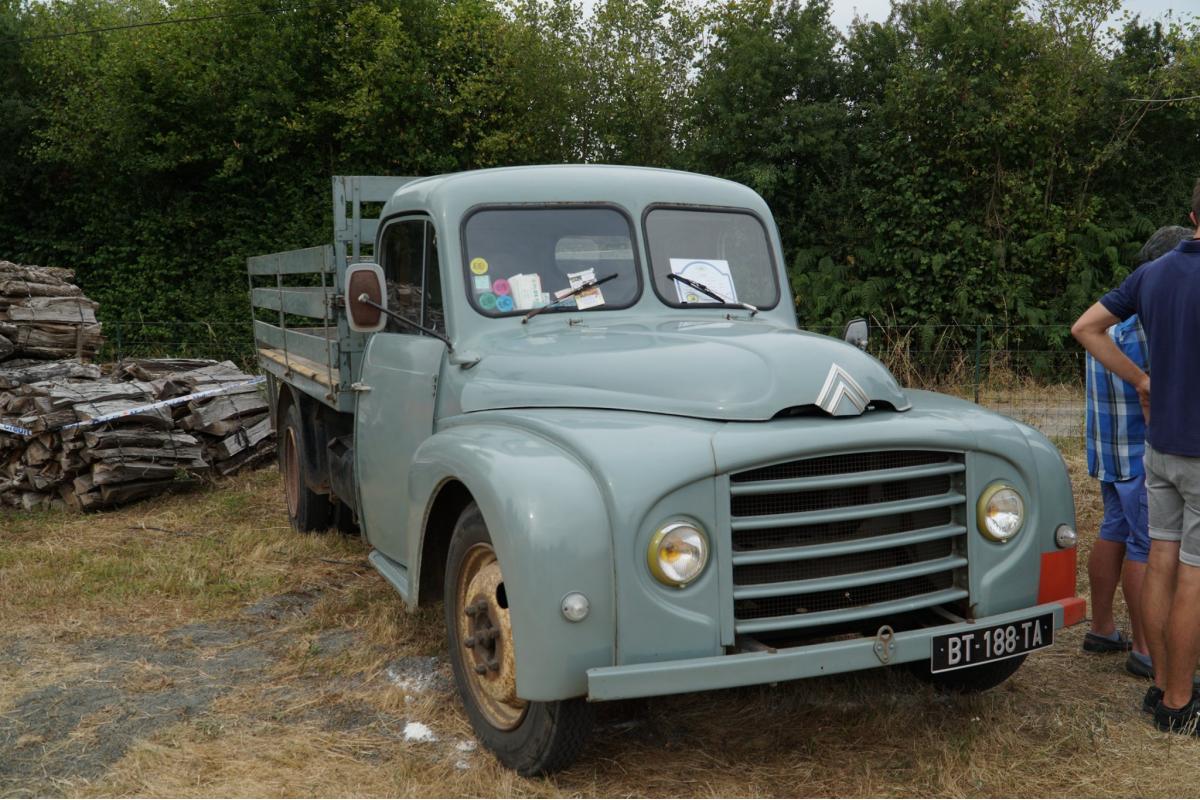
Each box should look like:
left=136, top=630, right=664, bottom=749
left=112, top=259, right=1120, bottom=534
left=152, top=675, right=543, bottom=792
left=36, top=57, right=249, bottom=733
left=0, top=0, right=1197, bottom=336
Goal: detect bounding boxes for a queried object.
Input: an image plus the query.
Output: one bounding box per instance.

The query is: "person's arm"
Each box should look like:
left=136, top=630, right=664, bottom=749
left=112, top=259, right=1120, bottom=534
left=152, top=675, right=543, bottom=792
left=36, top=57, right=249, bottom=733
left=1071, top=302, right=1150, bottom=419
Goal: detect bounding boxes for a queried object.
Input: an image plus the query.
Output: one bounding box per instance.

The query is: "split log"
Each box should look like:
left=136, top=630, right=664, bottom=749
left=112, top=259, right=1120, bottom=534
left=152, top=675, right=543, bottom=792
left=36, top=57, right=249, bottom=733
left=184, top=394, right=268, bottom=432
left=0, top=359, right=102, bottom=389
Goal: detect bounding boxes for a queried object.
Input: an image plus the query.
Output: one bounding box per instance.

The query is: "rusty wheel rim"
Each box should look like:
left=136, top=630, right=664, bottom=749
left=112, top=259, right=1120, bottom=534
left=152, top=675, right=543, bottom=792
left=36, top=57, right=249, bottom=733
left=455, top=543, right=527, bottom=730
left=283, top=427, right=300, bottom=520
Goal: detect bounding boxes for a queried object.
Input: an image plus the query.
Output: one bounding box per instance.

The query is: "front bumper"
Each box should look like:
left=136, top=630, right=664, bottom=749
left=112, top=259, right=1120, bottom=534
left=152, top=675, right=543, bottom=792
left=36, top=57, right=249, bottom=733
left=586, top=597, right=1084, bottom=701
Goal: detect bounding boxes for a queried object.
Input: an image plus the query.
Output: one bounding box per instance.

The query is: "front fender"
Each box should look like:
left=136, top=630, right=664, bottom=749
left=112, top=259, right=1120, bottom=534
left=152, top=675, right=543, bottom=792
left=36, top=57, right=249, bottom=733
left=407, top=424, right=615, bottom=701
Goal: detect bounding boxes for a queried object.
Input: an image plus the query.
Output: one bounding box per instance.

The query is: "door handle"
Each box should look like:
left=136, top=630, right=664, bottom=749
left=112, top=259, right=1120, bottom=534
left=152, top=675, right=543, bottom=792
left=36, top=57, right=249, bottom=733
left=351, top=382, right=372, bottom=393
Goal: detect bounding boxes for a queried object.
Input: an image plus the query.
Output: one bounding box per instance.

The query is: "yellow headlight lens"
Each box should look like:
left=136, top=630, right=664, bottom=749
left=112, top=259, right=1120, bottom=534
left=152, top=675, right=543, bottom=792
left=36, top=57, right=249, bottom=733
left=977, top=483, right=1025, bottom=542
left=648, top=521, right=709, bottom=586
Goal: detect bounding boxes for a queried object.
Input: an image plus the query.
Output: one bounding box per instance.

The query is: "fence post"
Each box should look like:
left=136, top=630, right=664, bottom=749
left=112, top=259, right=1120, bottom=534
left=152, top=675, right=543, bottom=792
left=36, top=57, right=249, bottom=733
left=114, top=321, right=123, bottom=364
left=973, top=325, right=982, bottom=404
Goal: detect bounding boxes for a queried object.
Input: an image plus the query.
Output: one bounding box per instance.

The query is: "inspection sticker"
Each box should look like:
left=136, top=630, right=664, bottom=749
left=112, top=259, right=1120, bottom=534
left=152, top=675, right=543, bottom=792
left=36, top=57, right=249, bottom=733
left=563, top=268, right=605, bottom=310
left=470, top=257, right=489, bottom=275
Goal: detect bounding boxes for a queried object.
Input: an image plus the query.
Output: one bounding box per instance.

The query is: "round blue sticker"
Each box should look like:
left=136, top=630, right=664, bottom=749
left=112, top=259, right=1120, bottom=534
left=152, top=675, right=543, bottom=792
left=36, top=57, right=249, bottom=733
left=496, top=295, right=515, bottom=312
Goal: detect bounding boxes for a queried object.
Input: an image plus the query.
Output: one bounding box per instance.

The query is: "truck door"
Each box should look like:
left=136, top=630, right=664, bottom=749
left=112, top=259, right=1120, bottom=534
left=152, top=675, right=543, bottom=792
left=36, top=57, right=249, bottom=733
left=354, top=215, right=445, bottom=564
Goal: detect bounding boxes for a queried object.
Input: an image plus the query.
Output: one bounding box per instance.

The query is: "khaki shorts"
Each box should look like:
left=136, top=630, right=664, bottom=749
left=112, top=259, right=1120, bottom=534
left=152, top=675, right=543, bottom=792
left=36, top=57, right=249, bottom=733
left=1146, top=444, right=1200, bottom=566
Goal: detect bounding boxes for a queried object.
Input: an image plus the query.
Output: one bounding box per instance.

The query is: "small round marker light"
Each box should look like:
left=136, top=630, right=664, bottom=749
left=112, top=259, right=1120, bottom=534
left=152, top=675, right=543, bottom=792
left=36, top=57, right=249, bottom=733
left=561, top=592, right=590, bottom=622
left=1055, top=524, right=1077, bottom=549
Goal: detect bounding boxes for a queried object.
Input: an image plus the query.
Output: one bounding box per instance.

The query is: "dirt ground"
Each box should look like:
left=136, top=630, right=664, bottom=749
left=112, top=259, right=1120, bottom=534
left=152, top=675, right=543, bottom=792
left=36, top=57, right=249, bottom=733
left=2, top=442, right=1198, bottom=798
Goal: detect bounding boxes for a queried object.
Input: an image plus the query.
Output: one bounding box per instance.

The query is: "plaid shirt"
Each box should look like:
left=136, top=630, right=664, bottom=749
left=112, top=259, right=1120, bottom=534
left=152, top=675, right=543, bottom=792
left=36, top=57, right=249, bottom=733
left=1086, top=316, right=1148, bottom=481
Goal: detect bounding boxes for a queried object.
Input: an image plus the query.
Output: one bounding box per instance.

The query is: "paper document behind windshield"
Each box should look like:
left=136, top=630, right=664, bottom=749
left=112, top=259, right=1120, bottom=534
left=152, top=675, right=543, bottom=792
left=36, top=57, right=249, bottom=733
left=669, top=259, right=737, bottom=303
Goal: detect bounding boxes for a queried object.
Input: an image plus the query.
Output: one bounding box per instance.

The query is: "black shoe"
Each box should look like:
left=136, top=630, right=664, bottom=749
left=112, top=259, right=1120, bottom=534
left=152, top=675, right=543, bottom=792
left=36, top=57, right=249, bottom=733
left=1143, top=685, right=1163, bottom=714
left=1083, top=630, right=1132, bottom=653
left=1154, top=694, right=1200, bottom=734
left=1127, top=652, right=1155, bottom=679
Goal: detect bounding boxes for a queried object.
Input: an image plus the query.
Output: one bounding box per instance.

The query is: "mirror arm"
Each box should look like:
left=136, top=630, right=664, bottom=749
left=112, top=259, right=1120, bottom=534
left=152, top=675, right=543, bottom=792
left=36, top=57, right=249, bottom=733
left=356, top=294, right=454, bottom=352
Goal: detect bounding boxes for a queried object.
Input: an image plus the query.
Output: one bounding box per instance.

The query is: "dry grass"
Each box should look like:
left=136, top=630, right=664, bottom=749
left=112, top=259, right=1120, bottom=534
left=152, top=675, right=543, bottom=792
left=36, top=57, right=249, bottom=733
left=1, top=447, right=1198, bottom=798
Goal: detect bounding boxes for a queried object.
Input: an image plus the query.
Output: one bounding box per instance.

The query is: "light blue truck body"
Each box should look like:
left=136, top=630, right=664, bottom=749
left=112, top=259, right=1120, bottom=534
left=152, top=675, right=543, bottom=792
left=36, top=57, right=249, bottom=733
left=249, top=166, right=1082, bottom=704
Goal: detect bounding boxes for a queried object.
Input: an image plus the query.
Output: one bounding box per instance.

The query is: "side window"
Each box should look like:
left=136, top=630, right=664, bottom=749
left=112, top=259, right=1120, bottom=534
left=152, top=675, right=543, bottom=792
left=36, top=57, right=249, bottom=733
left=380, top=218, right=444, bottom=335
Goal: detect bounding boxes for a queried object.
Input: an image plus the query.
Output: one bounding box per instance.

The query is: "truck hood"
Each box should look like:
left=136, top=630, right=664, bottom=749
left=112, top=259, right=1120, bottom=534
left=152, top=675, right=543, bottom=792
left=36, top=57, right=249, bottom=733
left=457, top=318, right=910, bottom=421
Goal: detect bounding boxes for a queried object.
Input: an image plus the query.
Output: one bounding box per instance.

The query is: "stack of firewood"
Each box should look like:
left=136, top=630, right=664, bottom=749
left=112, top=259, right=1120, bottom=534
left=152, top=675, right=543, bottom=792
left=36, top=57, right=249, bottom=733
left=0, top=358, right=273, bottom=511
left=0, top=261, right=103, bottom=362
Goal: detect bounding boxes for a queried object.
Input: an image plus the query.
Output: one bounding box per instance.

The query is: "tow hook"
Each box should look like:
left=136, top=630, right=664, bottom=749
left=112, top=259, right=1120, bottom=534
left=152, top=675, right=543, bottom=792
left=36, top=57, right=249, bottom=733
left=873, top=625, right=896, bottom=665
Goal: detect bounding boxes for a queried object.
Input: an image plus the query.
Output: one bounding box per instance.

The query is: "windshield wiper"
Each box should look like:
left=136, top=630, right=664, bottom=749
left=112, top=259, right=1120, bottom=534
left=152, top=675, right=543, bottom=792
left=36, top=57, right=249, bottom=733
left=668, top=273, right=758, bottom=317
left=521, top=273, right=619, bottom=324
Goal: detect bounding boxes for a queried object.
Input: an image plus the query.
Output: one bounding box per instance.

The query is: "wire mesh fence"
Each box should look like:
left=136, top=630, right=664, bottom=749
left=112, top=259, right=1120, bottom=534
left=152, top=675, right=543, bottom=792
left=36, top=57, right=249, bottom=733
left=96, top=320, right=1090, bottom=442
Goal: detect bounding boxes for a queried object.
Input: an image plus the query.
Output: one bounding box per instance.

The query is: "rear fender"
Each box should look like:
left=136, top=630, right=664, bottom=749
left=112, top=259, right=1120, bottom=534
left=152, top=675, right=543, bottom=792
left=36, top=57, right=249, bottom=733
left=407, top=424, right=615, bottom=701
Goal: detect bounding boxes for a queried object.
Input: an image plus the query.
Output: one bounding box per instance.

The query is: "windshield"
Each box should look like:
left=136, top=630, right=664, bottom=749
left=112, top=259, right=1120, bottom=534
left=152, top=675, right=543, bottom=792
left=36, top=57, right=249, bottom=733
left=644, top=207, right=780, bottom=310
left=463, top=207, right=640, bottom=317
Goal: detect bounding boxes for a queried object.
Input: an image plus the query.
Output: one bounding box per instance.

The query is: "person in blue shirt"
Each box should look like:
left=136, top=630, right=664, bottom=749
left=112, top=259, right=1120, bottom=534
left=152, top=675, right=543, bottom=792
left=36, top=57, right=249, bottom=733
left=1082, top=315, right=1150, bottom=670
left=1072, top=180, right=1200, bottom=734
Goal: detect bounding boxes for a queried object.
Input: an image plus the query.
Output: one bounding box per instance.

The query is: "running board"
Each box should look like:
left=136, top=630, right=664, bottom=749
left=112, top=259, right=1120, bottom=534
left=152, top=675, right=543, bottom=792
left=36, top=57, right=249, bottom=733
left=368, top=549, right=411, bottom=599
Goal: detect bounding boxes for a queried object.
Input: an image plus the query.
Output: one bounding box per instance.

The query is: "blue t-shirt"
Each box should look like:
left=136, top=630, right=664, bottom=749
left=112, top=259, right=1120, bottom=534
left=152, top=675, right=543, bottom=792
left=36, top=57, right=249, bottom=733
left=1100, top=238, right=1200, bottom=457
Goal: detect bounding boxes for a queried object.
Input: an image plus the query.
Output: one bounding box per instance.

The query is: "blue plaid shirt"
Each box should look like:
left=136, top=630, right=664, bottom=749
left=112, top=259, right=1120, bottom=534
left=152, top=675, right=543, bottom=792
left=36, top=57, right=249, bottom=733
left=1086, top=316, right=1148, bottom=481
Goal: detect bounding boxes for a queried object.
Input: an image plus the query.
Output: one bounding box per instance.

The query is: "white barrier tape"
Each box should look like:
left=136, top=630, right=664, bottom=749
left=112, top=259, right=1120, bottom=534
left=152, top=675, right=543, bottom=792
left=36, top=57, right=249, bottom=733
left=0, top=421, right=34, bottom=437
left=54, top=376, right=267, bottom=434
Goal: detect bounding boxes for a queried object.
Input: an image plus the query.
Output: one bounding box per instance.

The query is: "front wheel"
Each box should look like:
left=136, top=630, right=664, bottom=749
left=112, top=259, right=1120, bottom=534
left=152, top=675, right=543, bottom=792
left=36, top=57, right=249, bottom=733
left=908, top=653, right=1027, bottom=693
left=444, top=502, right=593, bottom=775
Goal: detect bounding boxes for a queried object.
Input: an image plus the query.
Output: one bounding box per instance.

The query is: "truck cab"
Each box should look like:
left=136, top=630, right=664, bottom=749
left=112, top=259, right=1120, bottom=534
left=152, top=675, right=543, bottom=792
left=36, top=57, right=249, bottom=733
left=249, top=166, right=1083, bottom=775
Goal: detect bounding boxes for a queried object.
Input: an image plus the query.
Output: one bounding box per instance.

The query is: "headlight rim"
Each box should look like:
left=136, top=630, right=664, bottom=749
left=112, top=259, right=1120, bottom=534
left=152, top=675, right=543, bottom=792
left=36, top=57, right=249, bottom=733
left=647, top=520, right=709, bottom=587
left=976, top=482, right=1025, bottom=543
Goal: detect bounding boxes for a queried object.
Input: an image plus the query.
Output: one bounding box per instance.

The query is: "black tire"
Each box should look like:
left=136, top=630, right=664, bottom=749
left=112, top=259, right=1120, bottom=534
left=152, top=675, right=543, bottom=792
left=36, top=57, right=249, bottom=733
left=279, top=403, right=333, bottom=533
left=444, top=502, right=593, bottom=776
left=908, top=653, right=1026, bottom=693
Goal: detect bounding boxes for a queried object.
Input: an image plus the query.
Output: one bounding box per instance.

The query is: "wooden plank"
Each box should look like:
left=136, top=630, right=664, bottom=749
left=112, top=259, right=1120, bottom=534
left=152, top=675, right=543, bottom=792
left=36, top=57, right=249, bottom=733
left=250, top=286, right=331, bottom=318
left=256, top=355, right=352, bottom=413
left=256, top=347, right=339, bottom=389
left=246, top=245, right=334, bottom=276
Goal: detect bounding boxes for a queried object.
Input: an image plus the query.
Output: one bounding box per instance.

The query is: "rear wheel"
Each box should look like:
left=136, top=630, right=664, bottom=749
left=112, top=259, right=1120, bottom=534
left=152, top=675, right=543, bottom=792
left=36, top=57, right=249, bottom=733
left=280, top=403, right=333, bottom=533
left=444, top=502, right=592, bottom=775
left=908, top=654, right=1026, bottom=693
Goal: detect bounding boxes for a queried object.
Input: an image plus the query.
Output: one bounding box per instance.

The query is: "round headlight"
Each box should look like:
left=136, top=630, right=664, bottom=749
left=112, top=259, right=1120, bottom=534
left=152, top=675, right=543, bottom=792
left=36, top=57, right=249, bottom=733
left=977, top=483, right=1025, bottom=542
left=648, top=521, right=709, bottom=586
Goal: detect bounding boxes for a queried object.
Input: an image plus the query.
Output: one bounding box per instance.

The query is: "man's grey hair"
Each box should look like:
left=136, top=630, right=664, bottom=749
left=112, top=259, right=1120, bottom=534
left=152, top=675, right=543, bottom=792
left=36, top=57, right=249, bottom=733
left=1138, top=225, right=1193, bottom=264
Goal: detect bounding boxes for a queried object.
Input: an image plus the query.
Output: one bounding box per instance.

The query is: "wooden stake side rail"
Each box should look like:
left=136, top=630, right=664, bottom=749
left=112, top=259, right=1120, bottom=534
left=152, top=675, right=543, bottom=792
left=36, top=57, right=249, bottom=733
left=248, top=177, right=421, bottom=415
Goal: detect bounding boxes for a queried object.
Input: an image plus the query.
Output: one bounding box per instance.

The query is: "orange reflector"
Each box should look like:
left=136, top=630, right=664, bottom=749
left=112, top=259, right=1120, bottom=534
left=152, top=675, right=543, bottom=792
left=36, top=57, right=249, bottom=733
left=1037, top=549, right=1085, bottom=625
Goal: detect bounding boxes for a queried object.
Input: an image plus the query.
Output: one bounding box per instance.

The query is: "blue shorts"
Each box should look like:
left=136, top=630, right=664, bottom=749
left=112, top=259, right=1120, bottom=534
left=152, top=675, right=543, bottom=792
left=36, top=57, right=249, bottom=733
left=1099, top=475, right=1150, bottom=563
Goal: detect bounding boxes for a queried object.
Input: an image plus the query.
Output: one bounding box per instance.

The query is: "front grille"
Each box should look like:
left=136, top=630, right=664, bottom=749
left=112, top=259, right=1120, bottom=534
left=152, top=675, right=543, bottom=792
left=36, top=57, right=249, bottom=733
left=733, top=539, right=953, bottom=586
left=735, top=573, right=957, bottom=620
left=733, top=507, right=952, bottom=552
left=732, top=450, right=951, bottom=483
left=730, top=474, right=951, bottom=517
left=729, top=450, right=968, bottom=634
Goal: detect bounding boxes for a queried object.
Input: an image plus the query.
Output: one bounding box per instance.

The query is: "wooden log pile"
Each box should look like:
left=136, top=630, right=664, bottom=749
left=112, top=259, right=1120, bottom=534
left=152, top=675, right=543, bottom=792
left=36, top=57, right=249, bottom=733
left=0, top=358, right=274, bottom=511
left=0, top=260, right=103, bottom=362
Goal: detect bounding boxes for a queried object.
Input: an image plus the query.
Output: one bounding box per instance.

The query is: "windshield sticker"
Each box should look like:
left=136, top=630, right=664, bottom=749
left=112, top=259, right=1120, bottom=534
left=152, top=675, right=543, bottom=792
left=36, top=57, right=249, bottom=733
left=470, top=257, right=489, bottom=275
left=496, top=295, right=515, bottom=312
left=508, top=273, right=546, bottom=310
left=562, top=268, right=605, bottom=311
left=669, top=258, right=737, bottom=304
left=492, top=278, right=511, bottom=296
left=473, top=274, right=491, bottom=291
left=478, top=292, right=498, bottom=310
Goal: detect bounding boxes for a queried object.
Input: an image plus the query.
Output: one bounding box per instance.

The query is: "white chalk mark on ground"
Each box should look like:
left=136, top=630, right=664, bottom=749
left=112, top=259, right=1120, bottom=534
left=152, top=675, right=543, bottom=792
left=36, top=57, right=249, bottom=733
left=403, top=722, right=437, bottom=742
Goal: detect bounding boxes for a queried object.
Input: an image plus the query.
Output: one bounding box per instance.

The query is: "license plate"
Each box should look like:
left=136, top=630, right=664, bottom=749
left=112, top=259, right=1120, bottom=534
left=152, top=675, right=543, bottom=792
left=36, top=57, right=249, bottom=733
left=930, top=612, right=1054, bottom=673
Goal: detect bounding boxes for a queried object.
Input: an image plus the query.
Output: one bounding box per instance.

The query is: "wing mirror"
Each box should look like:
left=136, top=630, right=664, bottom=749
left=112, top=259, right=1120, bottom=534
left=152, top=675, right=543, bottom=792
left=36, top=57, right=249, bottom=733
left=842, top=317, right=868, bottom=350
left=345, top=263, right=387, bottom=334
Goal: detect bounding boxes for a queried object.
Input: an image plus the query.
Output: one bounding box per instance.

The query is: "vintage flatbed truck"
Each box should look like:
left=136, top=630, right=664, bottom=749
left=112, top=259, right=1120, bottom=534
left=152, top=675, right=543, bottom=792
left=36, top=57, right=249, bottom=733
left=248, top=167, right=1084, bottom=775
